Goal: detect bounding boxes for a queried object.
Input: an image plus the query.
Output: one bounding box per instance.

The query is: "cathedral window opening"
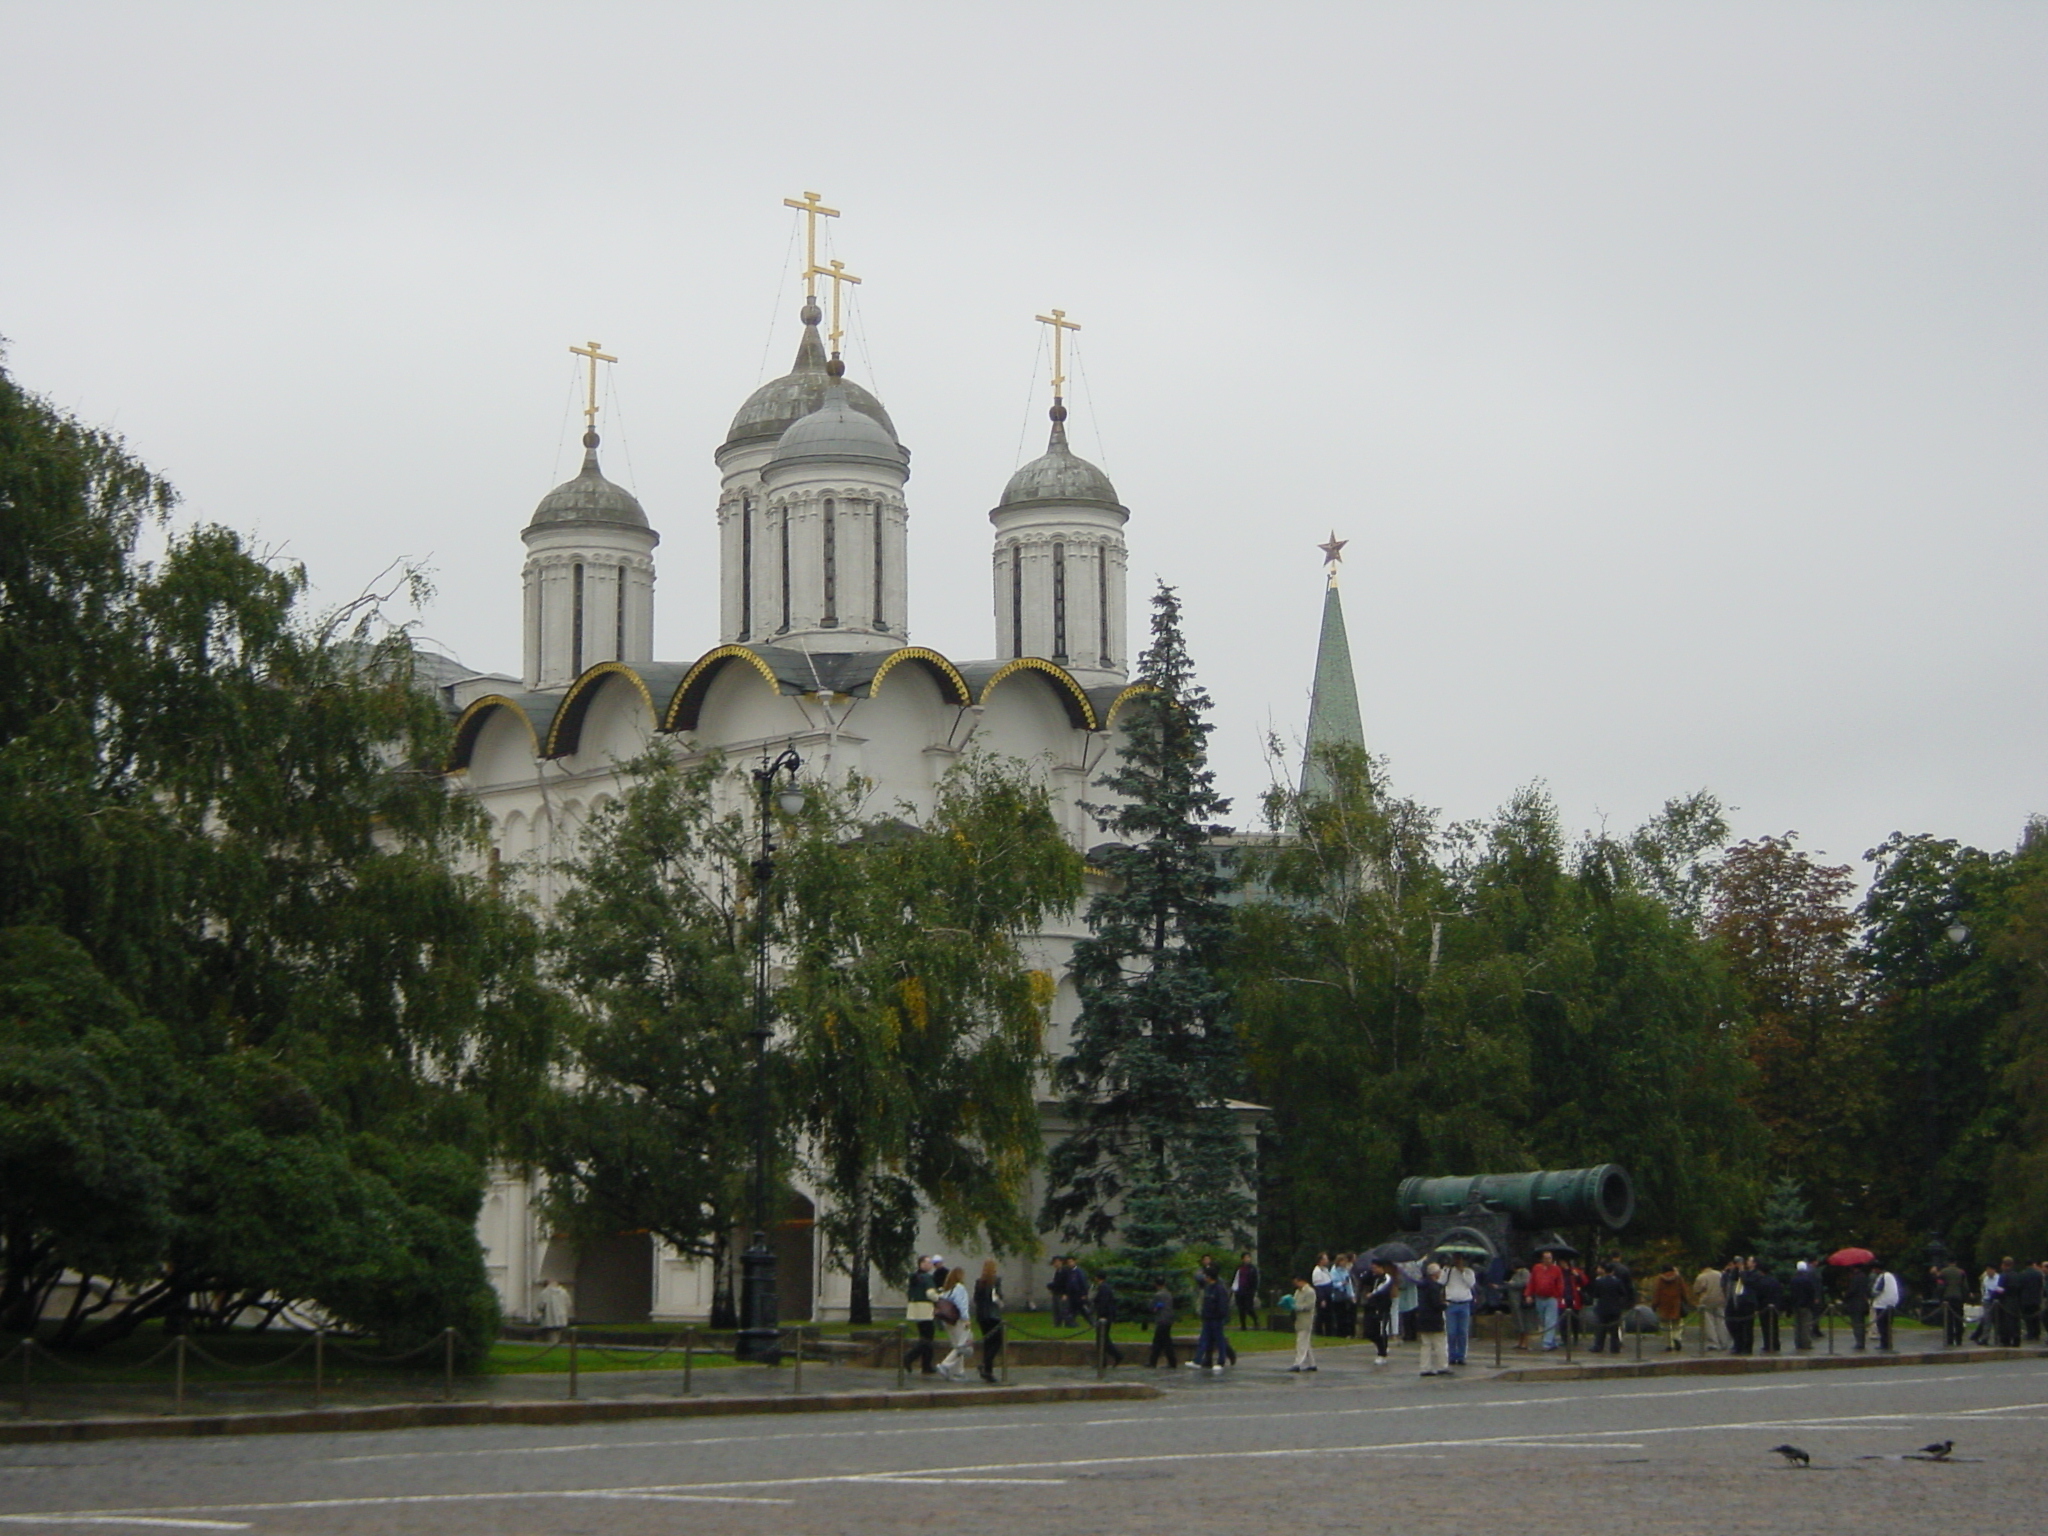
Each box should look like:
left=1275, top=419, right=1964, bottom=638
left=1098, top=547, right=1111, bottom=667
left=614, top=563, right=626, bottom=662
left=1052, top=542, right=1068, bottom=662
left=739, top=498, right=754, bottom=640
left=572, top=562, right=585, bottom=677
left=871, top=501, right=885, bottom=630
left=822, top=498, right=838, bottom=627
left=1010, top=548, right=1023, bottom=658
left=779, top=507, right=791, bottom=633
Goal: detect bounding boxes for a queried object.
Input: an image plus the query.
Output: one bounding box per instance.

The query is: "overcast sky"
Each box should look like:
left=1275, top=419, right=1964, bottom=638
left=7, top=2, right=2042, bottom=877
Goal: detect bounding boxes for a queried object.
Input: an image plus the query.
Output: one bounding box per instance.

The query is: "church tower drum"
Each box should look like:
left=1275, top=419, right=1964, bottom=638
left=520, top=425, right=658, bottom=689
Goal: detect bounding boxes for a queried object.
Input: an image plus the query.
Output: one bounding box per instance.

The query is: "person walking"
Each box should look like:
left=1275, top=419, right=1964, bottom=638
left=1525, top=1250, right=1566, bottom=1351
left=1288, top=1276, right=1318, bottom=1373
left=1146, top=1277, right=1179, bottom=1369
left=1311, top=1253, right=1334, bottom=1337
left=1091, top=1271, right=1124, bottom=1368
left=1651, top=1263, right=1689, bottom=1352
left=1989, top=1257, right=2021, bottom=1346
left=935, top=1266, right=975, bottom=1380
left=1062, top=1257, right=1093, bottom=1326
left=904, top=1256, right=939, bottom=1376
left=1750, top=1259, right=1783, bottom=1353
left=972, top=1260, right=1006, bottom=1382
left=1869, top=1262, right=1901, bottom=1352
left=1232, top=1252, right=1260, bottom=1330
left=1692, top=1261, right=1730, bottom=1351
left=1415, top=1262, right=1451, bottom=1376
left=1195, top=1268, right=1234, bottom=1370
left=1587, top=1261, right=1628, bottom=1354
left=1442, top=1255, right=1478, bottom=1366
left=2021, top=1259, right=2047, bottom=1343
left=1047, top=1256, right=1072, bottom=1327
left=1932, top=1256, right=1968, bottom=1347
left=1842, top=1262, right=1873, bottom=1350
left=1724, top=1257, right=1756, bottom=1356
left=1361, top=1259, right=1396, bottom=1366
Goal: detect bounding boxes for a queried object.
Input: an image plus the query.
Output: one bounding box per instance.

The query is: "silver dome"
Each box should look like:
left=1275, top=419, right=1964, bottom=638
left=527, top=434, right=648, bottom=529
left=726, top=309, right=898, bottom=447
left=997, top=412, right=1122, bottom=510
left=768, top=384, right=905, bottom=473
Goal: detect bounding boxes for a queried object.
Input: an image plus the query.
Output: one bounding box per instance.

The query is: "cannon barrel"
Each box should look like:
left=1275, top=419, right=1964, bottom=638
left=1395, top=1165, right=1636, bottom=1232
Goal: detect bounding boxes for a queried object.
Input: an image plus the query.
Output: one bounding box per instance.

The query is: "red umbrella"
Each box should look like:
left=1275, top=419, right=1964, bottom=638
left=1827, top=1247, right=1876, bottom=1267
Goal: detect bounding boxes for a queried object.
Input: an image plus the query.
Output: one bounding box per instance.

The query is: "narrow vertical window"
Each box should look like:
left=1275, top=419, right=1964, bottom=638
left=1010, top=548, right=1023, bottom=658
left=872, top=501, right=885, bottom=630
left=1052, top=542, right=1067, bottom=662
left=822, top=497, right=837, bottom=626
left=739, top=497, right=753, bottom=639
left=614, top=562, right=626, bottom=662
left=1098, top=547, right=1111, bottom=667
left=571, top=562, right=585, bottom=676
left=779, top=507, right=791, bottom=632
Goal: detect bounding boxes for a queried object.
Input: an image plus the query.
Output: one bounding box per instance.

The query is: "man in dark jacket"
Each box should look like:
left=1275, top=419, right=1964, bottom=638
left=1724, top=1258, right=1757, bottom=1355
left=1933, top=1258, right=1969, bottom=1347
left=1063, top=1258, right=1093, bottom=1326
left=1788, top=1261, right=1824, bottom=1351
left=1587, top=1262, right=1629, bottom=1353
left=2015, top=1259, right=2045, bottom=1343
left=1093, top=1274, right=1123, bottom=1367
left=1232, top=1252, right=1260, bottom=1330
left=1749, top=1260, right=1784, bottom=1353
left=1146, top=1278, right=1178, bottom=1369
left=1193, top=1271, right=1235, bottom=1370
left=1841, top=1264, right=1873, bottom=1350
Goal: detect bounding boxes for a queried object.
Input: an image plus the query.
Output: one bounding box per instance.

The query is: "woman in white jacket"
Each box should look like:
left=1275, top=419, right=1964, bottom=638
left=936, top=1267, right=975, bottom=1381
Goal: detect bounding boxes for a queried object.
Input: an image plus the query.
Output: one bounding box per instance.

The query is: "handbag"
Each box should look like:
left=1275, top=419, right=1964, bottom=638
left=933, top=1295, right=961, bottom=1324
left=906, top=1301, right=934, bottom=1322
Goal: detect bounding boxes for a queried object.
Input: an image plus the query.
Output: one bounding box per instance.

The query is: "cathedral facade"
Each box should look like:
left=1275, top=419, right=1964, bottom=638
left=441, top=272, right=1155, bottom=1323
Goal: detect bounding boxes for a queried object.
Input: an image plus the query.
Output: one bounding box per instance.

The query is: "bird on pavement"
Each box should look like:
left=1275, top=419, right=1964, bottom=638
left=1918, top=1441, right=1955, bottom=1461
left=1769, top=1444, right=1811, bottom=1467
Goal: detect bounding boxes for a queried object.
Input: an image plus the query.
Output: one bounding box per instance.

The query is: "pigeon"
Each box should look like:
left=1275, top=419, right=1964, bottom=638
left=1918, top=1440, right=1954, bottom=1461
left=1770, top=1444, right=1811, bottom=1467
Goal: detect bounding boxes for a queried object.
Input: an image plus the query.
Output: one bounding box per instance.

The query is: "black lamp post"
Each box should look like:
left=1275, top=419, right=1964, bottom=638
left=736, top=746, right=805, bottom=1364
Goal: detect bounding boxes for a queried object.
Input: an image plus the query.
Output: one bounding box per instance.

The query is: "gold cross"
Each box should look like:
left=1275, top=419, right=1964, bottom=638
left=1035, top=308, right=1081, bottom=399
left=568, top=340, right=617, bottom=428
left=782, top=190, right=841, bottom=300
left=807, top=257, right=863, bottom=353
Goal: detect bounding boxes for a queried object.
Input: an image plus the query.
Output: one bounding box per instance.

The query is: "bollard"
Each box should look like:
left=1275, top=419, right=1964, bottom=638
left=895, top=1323, right=906, bottom=1392
left=567, top=1327, right=579, bottom=1400
left=1000, top=1323, right=1010, bottom=1385
left=1494, top=1311, right=1503, bottom=1369
left=174, top=1334, right=187, bottom=1413
left=685, top=1326, right=694, bottom=1395
left=1634, top=1314, right=1644, bottom=1361
left=1096, top=1321, right=1107, bottom=1381
left=1825, top=1303, right=1834, bottom=1355
left=792, top=1328, right=803, bottom=1395
left=19, top=1338, right=31, bottom=1420
left=313, top=1328, right=324, bottom=1409
left=443, top=1328, right=455, bottom=1402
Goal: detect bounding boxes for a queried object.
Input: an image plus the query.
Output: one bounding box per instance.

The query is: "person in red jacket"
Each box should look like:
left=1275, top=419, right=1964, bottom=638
left=1524, top=1250, right=1566, bottom=1351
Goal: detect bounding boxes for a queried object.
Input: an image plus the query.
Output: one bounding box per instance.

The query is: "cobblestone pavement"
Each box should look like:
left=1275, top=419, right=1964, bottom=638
left=2, top=1346, right=2044, bottom=1532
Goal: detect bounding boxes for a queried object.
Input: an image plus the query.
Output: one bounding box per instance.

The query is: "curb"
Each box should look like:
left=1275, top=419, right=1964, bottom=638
left=0, top=1381, right=1161, bottom=1446
left=1491, top=1345, right=2045, bottom=1383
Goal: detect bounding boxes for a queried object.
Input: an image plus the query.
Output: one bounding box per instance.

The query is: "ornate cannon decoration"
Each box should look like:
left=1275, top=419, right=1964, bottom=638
left=1383, top=1165, right=1636, bottom=1267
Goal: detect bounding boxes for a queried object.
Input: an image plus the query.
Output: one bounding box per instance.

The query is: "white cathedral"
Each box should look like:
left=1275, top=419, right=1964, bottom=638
left=437, top=228, right=1209, bottom=1324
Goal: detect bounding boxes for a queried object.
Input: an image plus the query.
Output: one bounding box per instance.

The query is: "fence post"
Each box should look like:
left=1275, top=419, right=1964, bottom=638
left=1095, top=1320, right=1106, bottom=1381
left=443, top=1328, right=454, bottom=1402
left=1000, top=1322, right=1010, bottom=1385
left=19, top=1338, right=31, bottom=1420
left=1494, top=1310, right=1503, bottom=1368
left=684, top=1326, right=694, bottom=1395
left=1634, top=1313, right=1644, bottom=1362
left=1825, top=1303, right=1834, bottom=1355
left=313, top=1328, right=325, bottom=1409
left=895, top=1323, right=906, bottom=1391
left=174, top=1334, right=187, bottom=1413
left=567, top=1327, right=578, bottom=1400
left=791, top=1329, right=803, bottom=1395
left=1562, top=1307, right=1573, bottom=1363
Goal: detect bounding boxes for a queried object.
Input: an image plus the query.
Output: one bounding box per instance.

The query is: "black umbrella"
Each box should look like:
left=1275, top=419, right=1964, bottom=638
left=1367, top=1241, right=1418, bottom=1263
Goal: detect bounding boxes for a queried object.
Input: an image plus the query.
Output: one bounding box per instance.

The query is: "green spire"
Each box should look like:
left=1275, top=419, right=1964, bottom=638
left=1300, top=573, right=1366, bottom=801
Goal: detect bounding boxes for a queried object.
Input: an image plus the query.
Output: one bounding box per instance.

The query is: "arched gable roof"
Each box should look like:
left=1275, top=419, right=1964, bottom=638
left=1101, top=683, right=1154, bottom=731
left=446, top=693, right=551, bottom=772
left=869, top=646, right=973, bottom=707
left=543, top=661, right=656, bottom=759
left=664, top=645, right=785, bottom=733
left=977, top=657, right=1099, bottom=731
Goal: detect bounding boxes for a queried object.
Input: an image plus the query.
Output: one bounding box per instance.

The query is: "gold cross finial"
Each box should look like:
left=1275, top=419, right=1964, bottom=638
left=782, top=190, right=841, bottom=300
left=568, top=340, right=617, bottom=428
left=1035, top=308, right=1082, bottom=399
left=807, top=257, right=863, bottom=353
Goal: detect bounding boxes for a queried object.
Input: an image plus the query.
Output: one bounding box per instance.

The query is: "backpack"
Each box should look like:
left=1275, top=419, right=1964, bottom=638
left=933, top=1295, right=961, bottom=1324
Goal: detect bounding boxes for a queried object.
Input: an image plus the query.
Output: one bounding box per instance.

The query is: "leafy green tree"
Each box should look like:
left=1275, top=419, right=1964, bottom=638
left=1981, top=822, right=2048, bottom=1256
left=528, top=752, right=759, bottom=1322
left=1042, top=583, right=1251, bottom=1286
left=780, top=756, right=1081, bottom=1322
left=0, top=360, right=555, bottom=1353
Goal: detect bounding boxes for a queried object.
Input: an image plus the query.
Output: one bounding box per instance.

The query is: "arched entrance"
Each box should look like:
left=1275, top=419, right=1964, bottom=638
left=574, top=1231, right=654, bottom=1323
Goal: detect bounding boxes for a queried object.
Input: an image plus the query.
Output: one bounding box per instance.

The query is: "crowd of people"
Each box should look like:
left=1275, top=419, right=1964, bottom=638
left=893, top=1246, right=2047, bottom=1382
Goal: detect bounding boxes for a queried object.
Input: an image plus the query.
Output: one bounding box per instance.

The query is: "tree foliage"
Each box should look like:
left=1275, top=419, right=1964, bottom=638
left=0, top=360, right=553, bottom=1352
left=1042, top=583, right=1252, bottom=1287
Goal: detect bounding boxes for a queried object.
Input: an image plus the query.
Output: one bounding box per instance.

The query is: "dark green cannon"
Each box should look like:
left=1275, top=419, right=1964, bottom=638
left=1395, top=1165, right=1635, bottom=1233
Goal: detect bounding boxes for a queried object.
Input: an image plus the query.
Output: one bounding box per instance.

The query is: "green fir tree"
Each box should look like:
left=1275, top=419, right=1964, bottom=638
left=1041, top=583, right=1251, bottom=1291
left=1751, top=1178, right=1821, bottom=1275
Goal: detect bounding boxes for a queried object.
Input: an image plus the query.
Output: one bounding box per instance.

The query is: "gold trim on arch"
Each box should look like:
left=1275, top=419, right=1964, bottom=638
left=870, top=646, right=972, bottom=706
left=1102, top=683, right=1154, bottom=730
left=664, top=645, right=784, bottom=733
left=445, top=695, right=540, bottom=773
left=544, top=661, right=657, bottom=758
left=979, top=658, right=1098, bottom=731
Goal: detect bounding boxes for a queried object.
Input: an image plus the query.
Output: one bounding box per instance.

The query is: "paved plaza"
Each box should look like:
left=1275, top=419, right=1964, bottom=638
left=2, top=1349, right=2043, bottom=1532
